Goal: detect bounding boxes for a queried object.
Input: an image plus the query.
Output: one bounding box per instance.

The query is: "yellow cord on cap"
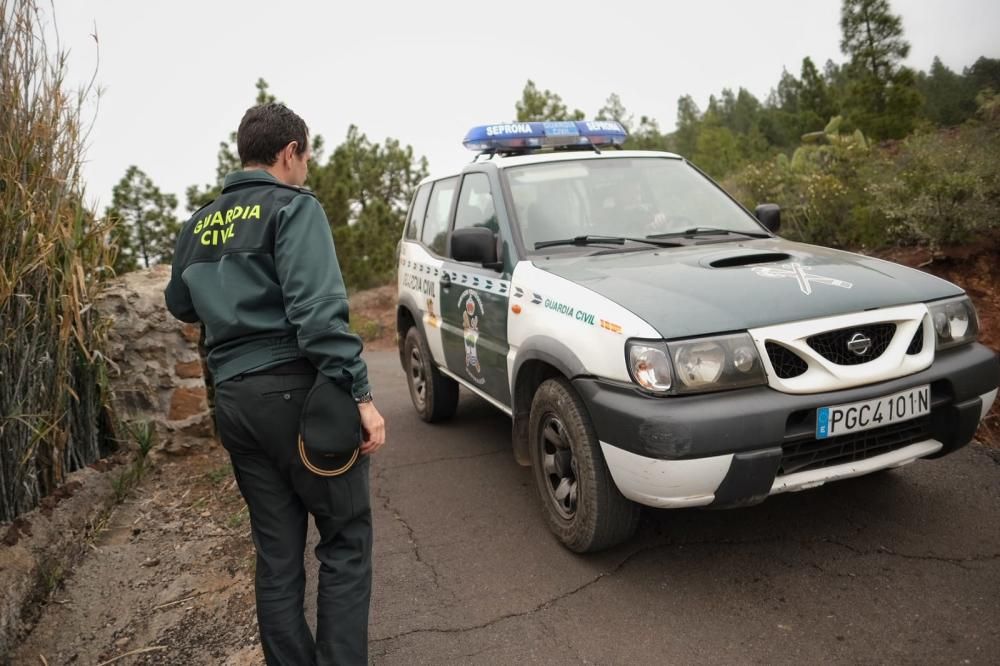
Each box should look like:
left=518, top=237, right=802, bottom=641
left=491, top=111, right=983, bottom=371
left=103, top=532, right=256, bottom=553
left=298, top=435, right=359, bottom=477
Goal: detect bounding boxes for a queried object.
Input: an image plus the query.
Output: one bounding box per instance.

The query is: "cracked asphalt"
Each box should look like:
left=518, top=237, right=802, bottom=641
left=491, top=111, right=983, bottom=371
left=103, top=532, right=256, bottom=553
left=306, top=352, right=1000, bottom=664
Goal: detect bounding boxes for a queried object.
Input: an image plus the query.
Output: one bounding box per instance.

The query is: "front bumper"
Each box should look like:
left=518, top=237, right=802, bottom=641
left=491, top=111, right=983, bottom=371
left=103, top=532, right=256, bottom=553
left=574, top=343, right=999, bottom=509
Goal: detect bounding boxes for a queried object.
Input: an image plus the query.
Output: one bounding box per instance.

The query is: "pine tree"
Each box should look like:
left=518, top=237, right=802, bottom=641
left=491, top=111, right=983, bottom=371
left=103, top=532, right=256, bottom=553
left=839, top=0, right=921, bottom=139
left=514, top=80, right=584, bottom=121
left=106, top=166, right=179, bottom=273
left=596, top=93, right=634, bottom=132
left=626, top=116, right=670, bottom=151
left=965, top=57, right=1000, bottom=97
left=799, top=57, right=837, bottom=128
left=305, top=126, right=428, bottom=289
left=693, top=109, right=741, bottom=178
left=917, top=57, right=977, bottom=126
left=673, top=95, right=702, bottom=158
left=307, top=125, right=427, bottom=229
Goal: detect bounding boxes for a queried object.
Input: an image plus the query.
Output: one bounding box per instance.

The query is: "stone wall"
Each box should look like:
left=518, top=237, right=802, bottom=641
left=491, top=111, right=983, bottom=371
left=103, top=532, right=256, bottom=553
left=96, top=265, right=214, bottom=454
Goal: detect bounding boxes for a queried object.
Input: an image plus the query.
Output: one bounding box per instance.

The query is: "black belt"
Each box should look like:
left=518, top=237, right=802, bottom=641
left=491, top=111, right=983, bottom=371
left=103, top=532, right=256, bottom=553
left=251, top=358, right=316, bottom=376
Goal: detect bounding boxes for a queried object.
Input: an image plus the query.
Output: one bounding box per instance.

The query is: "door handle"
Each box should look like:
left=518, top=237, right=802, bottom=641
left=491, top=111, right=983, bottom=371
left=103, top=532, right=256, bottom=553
left=440, top=273, right=452, bottom=289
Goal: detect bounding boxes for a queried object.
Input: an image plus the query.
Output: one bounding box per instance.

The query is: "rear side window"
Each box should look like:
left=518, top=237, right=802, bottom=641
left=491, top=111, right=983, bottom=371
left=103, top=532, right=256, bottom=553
left=404, top=184, right=431, bottom=240
left=421, top=177, right=458, bottom=256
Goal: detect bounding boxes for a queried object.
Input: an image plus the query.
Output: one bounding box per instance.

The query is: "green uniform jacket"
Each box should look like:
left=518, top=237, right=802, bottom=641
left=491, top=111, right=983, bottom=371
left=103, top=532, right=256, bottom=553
left=164, top=170, right=370, bottom=399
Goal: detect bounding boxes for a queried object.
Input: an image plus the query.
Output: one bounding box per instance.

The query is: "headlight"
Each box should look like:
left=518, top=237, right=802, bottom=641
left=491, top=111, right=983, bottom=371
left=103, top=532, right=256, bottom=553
left=928, top=296, right=979, bottom=349
left=626, top=341, right=672, bottom=392
left=667, top=333, right=766, bottom=393
left=673, top=340, right=725, bottom=386
left=626, top=333, right=766, bottom=395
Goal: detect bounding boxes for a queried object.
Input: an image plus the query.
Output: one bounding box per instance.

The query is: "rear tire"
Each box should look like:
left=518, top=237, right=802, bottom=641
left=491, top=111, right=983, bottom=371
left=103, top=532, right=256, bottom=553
left=528, top=377, right=639, bottom=552
left=403, top=327, right=458, bottom=422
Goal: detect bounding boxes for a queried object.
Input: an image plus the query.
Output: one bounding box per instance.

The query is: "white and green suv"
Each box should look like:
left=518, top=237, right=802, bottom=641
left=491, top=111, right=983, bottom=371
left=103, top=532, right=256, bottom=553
left=395, top=121, right=999, bottom=552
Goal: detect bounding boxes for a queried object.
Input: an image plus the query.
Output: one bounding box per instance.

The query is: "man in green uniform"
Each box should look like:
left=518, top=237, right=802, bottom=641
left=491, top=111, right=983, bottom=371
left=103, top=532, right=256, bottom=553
left=165, top=102, right=386, bottom=665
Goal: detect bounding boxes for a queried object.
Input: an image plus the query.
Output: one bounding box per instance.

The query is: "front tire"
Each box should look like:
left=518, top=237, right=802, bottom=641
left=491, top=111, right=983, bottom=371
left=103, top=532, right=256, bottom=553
left=403, top=327, right=458, bottom=422
left=528, top=377, right=639, bottom=552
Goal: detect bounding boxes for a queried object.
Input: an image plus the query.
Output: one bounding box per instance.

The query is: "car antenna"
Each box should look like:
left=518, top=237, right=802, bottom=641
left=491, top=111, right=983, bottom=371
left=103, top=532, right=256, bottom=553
left=584, top=134, right=602, bottom=155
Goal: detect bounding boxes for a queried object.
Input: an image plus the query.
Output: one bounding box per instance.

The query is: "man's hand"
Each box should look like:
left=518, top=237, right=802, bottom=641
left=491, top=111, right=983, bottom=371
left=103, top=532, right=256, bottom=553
left=358, top=402, right=386, bottom=455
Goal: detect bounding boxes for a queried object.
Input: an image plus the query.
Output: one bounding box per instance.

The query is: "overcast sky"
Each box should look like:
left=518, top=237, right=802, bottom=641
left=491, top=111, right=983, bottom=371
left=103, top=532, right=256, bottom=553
left=52, top=0, right=1000, bottom=213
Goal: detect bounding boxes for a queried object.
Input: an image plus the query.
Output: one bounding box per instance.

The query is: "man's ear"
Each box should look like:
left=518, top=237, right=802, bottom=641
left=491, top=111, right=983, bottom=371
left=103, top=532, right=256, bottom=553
left=285, top=141, right=299, bottom=163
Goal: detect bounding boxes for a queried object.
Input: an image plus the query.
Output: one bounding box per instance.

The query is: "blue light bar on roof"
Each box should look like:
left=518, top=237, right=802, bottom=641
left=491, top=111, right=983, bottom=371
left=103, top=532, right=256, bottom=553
left=463, top=120, right=627, bottom=152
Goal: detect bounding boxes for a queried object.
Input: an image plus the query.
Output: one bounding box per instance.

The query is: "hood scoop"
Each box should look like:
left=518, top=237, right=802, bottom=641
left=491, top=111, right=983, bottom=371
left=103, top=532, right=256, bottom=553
left=708, top=252, right=791, bottom=268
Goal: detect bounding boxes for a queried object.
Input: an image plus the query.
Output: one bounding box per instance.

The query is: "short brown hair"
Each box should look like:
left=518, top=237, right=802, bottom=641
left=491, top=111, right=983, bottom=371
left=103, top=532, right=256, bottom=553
left=236, top=103, right=309, bottom=167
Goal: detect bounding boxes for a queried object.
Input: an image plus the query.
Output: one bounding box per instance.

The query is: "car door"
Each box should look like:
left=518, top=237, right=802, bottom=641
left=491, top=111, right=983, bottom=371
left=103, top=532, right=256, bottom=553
left=398, top=177, right=458, bottom=368
left=439, top=172, right=511, bottom=407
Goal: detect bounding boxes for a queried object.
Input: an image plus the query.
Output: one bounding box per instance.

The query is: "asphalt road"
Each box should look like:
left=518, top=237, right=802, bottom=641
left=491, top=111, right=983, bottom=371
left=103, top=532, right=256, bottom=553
left=306, top=351, right=1000, bottom=665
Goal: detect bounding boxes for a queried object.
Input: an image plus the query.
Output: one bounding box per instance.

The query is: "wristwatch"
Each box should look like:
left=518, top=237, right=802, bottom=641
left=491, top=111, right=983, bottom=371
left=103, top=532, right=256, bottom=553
left=354, top=391, right=374, bottom=404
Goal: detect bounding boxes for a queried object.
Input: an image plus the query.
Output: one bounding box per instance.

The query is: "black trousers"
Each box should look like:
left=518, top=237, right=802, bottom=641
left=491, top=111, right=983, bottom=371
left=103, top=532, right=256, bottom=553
left=215, top=364, right=372, bottom=666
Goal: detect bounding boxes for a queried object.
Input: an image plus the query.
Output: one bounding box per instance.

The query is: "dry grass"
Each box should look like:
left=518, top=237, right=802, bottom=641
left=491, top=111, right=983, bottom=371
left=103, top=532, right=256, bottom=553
left=0, top=0, right=117, bottom=520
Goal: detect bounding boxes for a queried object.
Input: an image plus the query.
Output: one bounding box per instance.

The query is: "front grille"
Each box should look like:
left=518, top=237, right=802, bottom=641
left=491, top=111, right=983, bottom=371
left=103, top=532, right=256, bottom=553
left=778, top=416, right=932, bottom=476
left=906, top=323, right=924, bottom=355
left=766, top=342, right=808, bottom=379
left=807, top=323, right=896, bottom=365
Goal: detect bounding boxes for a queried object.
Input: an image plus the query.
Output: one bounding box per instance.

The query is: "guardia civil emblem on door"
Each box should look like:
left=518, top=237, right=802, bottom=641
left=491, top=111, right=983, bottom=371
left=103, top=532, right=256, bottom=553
left=459, top=289, right=486, bottom=385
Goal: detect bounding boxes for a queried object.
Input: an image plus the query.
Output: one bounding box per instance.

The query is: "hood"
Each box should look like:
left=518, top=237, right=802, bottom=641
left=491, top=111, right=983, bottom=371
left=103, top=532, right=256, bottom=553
left=535, top=239, right=962, bottom=339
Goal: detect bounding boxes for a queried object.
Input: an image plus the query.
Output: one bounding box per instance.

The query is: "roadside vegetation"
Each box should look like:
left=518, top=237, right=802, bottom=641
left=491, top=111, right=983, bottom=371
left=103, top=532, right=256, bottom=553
left=0, top=0, right=117, bottom=522
left=723, top=105, right=1000, bottom=251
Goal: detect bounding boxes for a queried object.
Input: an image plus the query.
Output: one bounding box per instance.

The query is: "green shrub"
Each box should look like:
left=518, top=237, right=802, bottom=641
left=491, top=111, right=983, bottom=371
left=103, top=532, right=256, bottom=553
left=727, top=111, right=999, bottom=252
left=350, top=315, right=383, bottom=342
left=869, top=120, right=1000, bottom=247
left=726, top=117, right=886, bottom=249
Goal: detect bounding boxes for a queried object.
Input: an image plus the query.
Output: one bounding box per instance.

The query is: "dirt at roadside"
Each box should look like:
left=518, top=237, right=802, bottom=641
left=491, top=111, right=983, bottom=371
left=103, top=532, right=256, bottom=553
left=9, top=446, right=263, bottom=665
left=350, top=284, right=398, bottom=352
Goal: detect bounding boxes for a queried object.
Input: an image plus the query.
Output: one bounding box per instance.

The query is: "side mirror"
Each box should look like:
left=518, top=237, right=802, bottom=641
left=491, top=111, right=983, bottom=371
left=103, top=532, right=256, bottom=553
left=451, top=227, right=501, bottom=270
left=754, top=204, right=780, bottom=233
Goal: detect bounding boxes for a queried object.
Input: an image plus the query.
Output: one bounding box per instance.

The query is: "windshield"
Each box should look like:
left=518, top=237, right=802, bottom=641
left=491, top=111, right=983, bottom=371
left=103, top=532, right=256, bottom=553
left=503, top=157, right=765, bottom=252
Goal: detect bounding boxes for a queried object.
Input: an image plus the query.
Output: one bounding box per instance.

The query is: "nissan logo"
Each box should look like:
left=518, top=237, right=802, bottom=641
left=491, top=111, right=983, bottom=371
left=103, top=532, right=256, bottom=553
left=847, top=332, right=872, bottom=356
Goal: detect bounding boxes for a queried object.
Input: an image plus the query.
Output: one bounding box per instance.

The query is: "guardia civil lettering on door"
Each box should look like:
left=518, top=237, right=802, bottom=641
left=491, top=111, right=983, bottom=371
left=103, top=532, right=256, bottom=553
left=439, top=172, right=511, bottom=405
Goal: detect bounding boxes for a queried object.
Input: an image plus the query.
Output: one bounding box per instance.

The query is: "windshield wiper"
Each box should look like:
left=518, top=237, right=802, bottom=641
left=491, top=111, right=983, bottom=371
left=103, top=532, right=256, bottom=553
left=647, top=227, right=771, bottom=240
left=535, top=235, right=679, bottom=250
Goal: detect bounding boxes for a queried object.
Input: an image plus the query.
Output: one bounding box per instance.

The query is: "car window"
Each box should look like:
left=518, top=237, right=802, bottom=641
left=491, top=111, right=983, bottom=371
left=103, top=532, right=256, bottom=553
left=405, top=183, right=431, bottom=240
left=504, top=157, right=761, bottom=251
left=421, top=177, right=458, bottom=255
left=453, top=173, right=498, bottom=236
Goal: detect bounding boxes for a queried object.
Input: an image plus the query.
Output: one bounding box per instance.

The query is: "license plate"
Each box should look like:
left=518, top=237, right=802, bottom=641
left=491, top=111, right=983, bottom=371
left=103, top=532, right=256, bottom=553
left=816, top=385, right=930, bottom=439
